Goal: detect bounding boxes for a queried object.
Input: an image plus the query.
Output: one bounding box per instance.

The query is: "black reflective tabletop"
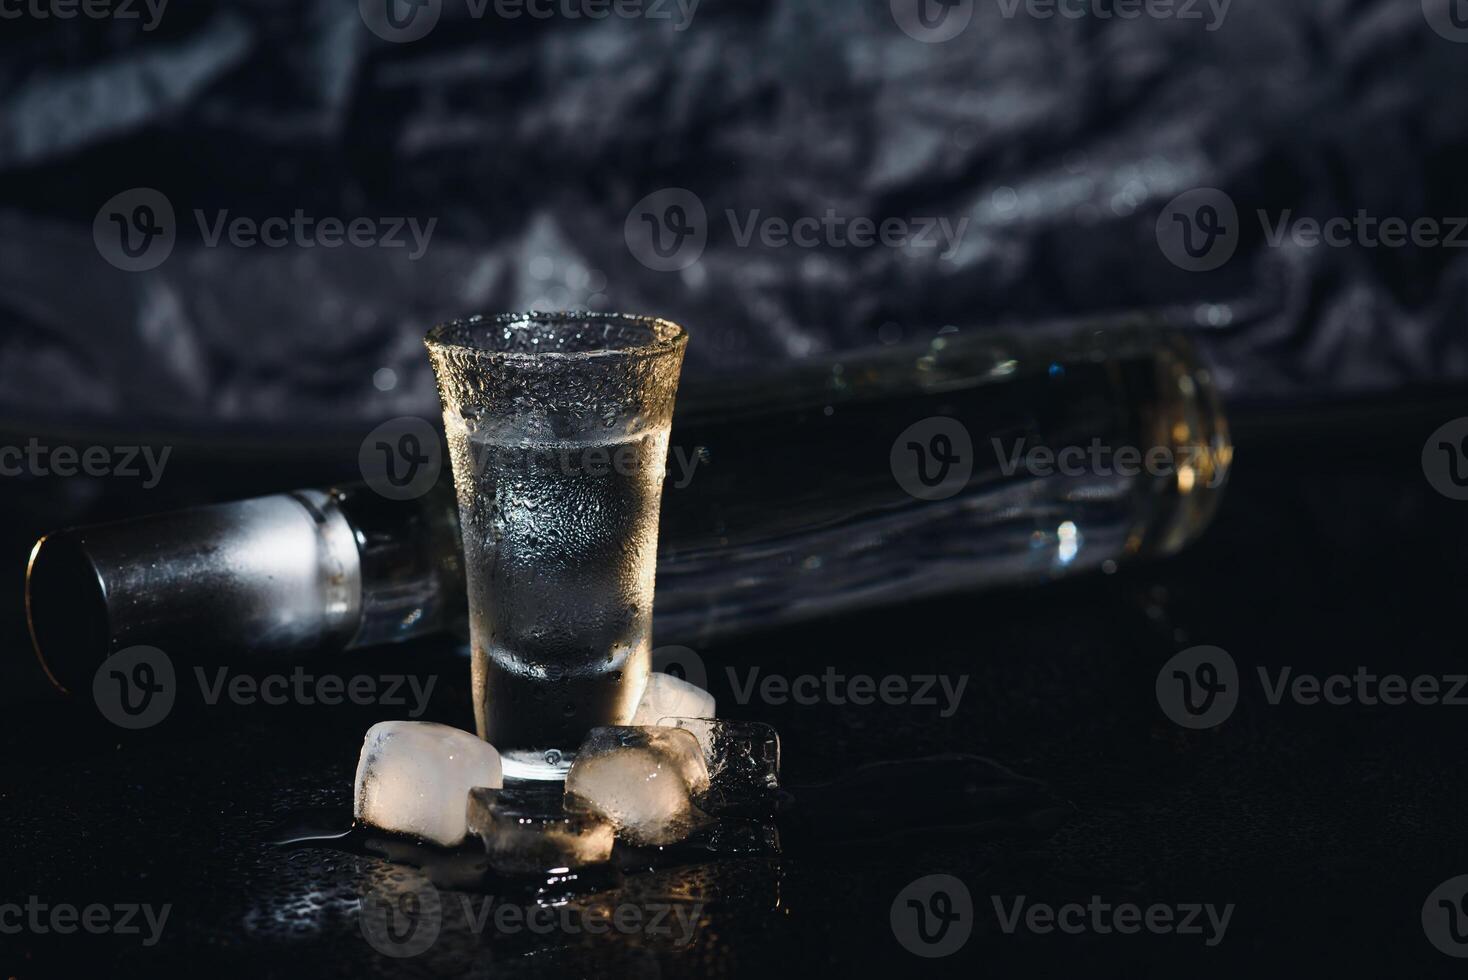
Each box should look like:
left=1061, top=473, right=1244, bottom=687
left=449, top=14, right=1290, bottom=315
left=4, top=393, right=1468, bottom=978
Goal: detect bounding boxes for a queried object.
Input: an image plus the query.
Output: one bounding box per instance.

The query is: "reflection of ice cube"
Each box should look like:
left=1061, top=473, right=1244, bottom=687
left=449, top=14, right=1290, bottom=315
left=701, top=818, right=781, bottom=855
left=564, top=727, right=710, bottom=846
left=353, top=721, right=502, bottom=847
left=467, top=785, right=614, bottom=874
left=630, top=672, right=715, bottom=726
left=662, top=718, right=780, bottom=810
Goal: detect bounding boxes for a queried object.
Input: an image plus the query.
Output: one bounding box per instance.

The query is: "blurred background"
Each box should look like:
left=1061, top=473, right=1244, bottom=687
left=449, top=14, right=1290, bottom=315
left=5, top=1, right=1468, bottom=975
left=3, top=0, right=1467, bottom=431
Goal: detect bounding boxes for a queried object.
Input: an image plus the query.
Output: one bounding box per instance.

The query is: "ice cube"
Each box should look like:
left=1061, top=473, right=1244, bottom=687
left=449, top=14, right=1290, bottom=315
left=467, top=785, right=614, bottom=874
left=630, top=672, right=715, bottom=726
left=564, top=726, right=710, bottom=846
left=353, top=720, right=503, bottom=847
left=661, top=718, right=781, bottom=811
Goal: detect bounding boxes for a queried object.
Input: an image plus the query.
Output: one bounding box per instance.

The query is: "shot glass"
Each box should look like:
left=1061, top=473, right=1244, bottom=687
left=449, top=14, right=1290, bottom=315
left=426, top=313, right=688, bottom=780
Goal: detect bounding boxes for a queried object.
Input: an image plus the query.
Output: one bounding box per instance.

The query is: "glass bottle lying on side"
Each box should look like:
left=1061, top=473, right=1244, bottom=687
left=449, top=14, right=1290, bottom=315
left=26, top=319, right=1232, bottom=693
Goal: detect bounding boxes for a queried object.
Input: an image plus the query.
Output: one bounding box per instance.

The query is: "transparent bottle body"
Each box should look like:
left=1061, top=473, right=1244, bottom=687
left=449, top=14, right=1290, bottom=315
left=25, top=321, right=1232, bottom=711
left=651, top=321, right=1231, bottom=640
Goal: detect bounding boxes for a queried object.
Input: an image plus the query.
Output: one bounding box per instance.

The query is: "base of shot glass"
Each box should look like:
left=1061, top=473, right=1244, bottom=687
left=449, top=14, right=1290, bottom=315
left=501, top=748, right=575, bottom=782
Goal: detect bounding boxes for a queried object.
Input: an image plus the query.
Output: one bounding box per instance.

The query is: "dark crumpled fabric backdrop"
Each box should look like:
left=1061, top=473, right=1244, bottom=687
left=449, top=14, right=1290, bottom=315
left=1, top=0, right=1466, bottom=437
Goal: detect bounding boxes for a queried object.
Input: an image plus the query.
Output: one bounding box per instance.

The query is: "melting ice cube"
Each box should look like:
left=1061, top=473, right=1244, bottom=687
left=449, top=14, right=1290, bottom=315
left=467, top=785, right=615, bottom=875
left=564, top=726, right=710, bottom=846
left=662, top=718, right=781, bottom=811
left=353, top=720, right=503, bottom=847
left=630, top=672, right=715, bottom=726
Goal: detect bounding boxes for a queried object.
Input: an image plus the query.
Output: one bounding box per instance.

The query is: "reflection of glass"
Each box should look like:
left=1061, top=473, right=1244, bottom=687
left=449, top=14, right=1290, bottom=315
left=426, top=313, right=687, bottom=780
